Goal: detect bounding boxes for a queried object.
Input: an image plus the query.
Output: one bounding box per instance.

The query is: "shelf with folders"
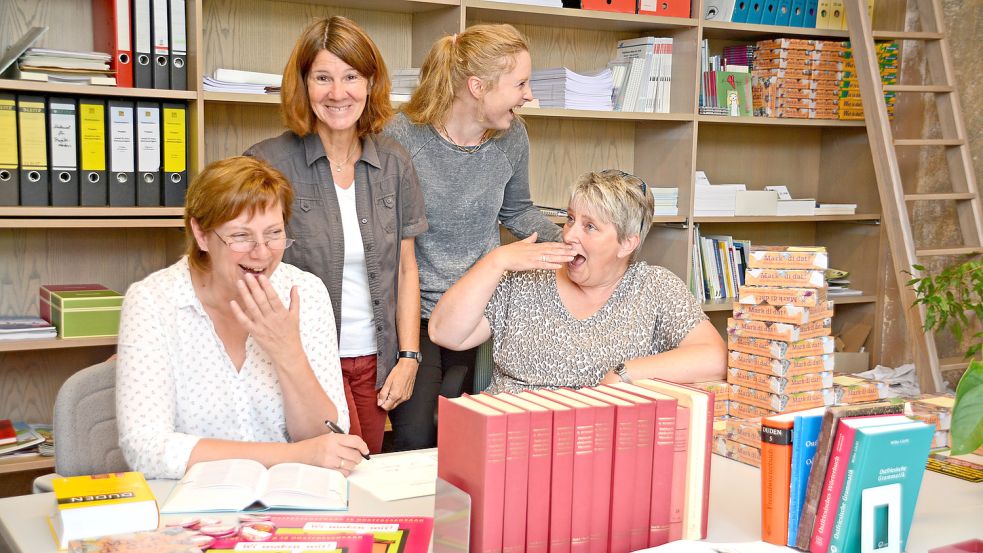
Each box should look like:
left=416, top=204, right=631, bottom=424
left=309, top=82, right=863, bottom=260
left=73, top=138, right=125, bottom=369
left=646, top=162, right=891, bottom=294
left=463, top=0, right=698, bottom=31
left=700, top=20, right=851, bottom=40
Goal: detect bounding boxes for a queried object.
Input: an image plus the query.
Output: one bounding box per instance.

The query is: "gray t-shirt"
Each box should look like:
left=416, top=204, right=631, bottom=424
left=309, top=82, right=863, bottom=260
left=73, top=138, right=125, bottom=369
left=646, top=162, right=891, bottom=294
left=384, top=113, right=563, bottom=318
left=483, top=263, right=708, bottom=394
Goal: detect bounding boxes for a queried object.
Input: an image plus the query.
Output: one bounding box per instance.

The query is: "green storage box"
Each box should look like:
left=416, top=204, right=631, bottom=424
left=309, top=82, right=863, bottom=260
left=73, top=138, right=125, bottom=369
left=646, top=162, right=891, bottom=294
left=42, top=289, right=123, bottom=339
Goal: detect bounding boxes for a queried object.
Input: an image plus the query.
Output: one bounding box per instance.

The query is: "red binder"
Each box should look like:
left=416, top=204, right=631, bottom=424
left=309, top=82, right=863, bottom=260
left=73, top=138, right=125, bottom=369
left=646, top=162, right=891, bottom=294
left=581, top=0, right=636, bottom=14
left=92, top=0, right=133, bottom=87
left=638, top=0, right=692, bottom=17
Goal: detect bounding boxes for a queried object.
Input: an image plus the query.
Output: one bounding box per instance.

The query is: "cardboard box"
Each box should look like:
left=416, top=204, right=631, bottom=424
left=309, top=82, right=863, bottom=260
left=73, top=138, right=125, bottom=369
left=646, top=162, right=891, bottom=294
left=832, top=351, right=870, bottom=374
left=39, top=284, right=109, bottom=322
left=40, top=286, right=123, bottom=338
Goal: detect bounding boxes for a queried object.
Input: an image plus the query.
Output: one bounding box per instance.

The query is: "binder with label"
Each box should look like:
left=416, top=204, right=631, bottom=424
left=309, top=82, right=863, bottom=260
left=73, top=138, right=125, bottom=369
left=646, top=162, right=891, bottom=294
left=16, top=95, right=49, bottom=206
left=151, top=0, right=170, bottom=89
left=816, top=0, right=832, bottom=28
left=133, top=0, right=153, bottom=88
left=789, top=0, right=807, bottom=26
left=136, top=102, right=162, bottom=206
left=161, top=102, right=187, bottom=206
left=0, top=93, right=18, bottom=205
left=47, top=97, right=80, bottom=206
left=79, top=98, right=108, bottom=206
left=830, top=0, right=845, bottom=29
left=168, top=0, right=187, bottom=90
left=108, top=100, right=136, bottom=206
left=92, top=0, right=133, bottom=88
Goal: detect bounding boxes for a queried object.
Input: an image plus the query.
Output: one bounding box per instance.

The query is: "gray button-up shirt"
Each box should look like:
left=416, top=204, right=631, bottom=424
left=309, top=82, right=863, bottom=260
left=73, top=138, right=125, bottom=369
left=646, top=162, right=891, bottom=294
left=246, top=131, right=428, bottom=387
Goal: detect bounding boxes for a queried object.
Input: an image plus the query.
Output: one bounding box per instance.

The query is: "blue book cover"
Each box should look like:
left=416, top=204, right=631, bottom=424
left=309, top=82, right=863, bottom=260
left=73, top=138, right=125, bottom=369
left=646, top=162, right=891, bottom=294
left=787, top=411, right=824, bottom=546
left=803, top=0, right=818, bottom=27
left=788, top=0, right=807, bottom=26
left=827, top=421, right=934, bottom=553
left=774, top=0, right=793, bottom=25
left=731, top=0, right=751, bottom=22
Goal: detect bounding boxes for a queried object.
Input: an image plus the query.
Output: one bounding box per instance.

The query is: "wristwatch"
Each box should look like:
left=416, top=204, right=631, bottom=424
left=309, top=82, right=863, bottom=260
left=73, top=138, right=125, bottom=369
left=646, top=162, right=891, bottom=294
left=398, top=350, right=423, bottom=364
left=613, top=362, right=632, bottom=383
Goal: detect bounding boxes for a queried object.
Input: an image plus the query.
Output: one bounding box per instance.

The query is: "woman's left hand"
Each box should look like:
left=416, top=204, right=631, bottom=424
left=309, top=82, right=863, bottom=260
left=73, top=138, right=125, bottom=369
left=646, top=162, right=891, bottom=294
left=230, top=274, right=304, bottom=360
left=598, top=370, right=622, bottom=386
left=377, top=358, right=418, bottom=411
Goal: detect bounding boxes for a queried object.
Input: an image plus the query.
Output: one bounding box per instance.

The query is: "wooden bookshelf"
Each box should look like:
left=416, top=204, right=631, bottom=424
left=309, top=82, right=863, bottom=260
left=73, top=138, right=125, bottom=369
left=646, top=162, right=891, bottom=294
left=0, top=0, right=914, bottom=473
left=702, top=295, right=878, bottom=313
left=0, top=337, right=117, bottom=353
left=0, top=455, right=54, bottom=476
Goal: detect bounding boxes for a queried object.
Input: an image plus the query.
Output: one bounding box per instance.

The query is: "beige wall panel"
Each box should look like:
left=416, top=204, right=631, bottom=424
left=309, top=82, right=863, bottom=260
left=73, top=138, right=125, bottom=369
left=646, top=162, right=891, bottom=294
left=0, top=0, right=92, bottom=53
left=639, top=226, right=690, bottom=278
left=817, top=222, right=881, bottom=295
left=695, top=125, right=822, bottom=198
left=0, top=229, right=183, bottom=317
left=818, top=129, right=880, bottom=211
left=526, top=118, right=634, bottom=209
left=203, top=103, right=283, bottom=163
left=201, top=0, right=413, bottom=76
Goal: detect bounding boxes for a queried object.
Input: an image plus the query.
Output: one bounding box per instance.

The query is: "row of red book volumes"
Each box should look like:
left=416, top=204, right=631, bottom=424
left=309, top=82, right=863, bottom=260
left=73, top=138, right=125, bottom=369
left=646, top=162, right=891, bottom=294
left=436, top=378, right=714, bottom=553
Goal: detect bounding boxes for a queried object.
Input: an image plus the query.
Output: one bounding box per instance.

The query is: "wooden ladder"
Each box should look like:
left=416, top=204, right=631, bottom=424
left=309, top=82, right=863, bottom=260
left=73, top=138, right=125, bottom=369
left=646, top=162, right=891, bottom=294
left=844, top=0, right=983, bottom=392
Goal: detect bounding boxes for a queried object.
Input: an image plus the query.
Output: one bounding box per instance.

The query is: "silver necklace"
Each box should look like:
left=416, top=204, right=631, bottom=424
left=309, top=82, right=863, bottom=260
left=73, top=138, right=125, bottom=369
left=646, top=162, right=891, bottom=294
left=328, top=140, right=358, bottom=173
left=436, top=124, right=489, bottom=154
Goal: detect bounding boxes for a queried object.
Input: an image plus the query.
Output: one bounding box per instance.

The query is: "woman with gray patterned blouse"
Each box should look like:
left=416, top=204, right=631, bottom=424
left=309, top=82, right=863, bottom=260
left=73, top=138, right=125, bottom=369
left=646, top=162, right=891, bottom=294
left=429, top=170, right=727, bottom=393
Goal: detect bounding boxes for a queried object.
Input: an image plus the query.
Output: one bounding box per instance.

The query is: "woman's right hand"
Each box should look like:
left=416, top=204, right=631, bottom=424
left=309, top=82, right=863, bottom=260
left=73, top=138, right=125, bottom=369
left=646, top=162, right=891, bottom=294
left=296, top=433, right=369, bottom=477
left=492, top=233, right=575, bottom=272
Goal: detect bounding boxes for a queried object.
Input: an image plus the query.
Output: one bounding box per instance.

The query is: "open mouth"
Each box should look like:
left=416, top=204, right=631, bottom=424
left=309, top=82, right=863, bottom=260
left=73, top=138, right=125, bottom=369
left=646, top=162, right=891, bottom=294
left=239, top=264, right=266, bottom=276
left=570, top=254, right=587, bottom=268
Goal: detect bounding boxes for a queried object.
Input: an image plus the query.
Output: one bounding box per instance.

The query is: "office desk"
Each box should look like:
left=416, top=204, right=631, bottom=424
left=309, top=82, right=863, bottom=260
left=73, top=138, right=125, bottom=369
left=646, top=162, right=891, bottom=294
left=1, top=455, right=979, bottom=552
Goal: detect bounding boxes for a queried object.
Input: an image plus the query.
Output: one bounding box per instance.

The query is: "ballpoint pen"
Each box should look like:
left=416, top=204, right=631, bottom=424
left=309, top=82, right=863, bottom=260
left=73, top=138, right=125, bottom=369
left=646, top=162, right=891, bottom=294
left=324, top=419, right=371, bottom=460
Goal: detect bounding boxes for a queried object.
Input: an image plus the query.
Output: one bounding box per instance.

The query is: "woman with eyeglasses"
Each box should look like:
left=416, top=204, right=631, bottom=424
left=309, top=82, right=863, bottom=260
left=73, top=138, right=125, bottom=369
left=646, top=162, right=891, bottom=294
left=245, top=16, right=427, bottom=455
left=117, top=156, right=368, bottom=480
left=429, top=169, right=727, bottom=393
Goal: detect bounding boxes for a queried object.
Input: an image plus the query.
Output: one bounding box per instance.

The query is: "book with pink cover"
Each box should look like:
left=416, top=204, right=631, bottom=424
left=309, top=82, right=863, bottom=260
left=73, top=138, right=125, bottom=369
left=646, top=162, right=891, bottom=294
left=210, top=532, right=373, bottom=552
left=266, top=514, right=434, bottom=553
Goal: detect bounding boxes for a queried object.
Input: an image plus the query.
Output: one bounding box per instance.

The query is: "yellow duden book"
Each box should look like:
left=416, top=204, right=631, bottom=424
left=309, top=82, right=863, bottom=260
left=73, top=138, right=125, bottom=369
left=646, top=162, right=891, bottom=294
left=49, top=471, right=159, bottom=549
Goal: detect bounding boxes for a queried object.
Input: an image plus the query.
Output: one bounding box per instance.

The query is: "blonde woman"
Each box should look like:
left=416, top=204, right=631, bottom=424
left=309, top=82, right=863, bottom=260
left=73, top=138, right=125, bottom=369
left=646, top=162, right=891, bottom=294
left=384, top=24, right=571, bottom=450
left=430, top=170, right=727, bottom=393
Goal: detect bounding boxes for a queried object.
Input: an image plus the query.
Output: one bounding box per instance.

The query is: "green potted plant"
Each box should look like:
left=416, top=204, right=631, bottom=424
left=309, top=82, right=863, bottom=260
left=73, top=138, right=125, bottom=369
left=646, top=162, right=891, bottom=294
left=907, top=258, right=983, bottom=455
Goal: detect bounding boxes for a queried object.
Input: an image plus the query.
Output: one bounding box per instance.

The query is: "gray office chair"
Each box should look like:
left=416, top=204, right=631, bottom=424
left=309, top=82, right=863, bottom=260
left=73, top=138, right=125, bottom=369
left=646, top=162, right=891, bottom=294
left=33, top=357, right=129, bottom=492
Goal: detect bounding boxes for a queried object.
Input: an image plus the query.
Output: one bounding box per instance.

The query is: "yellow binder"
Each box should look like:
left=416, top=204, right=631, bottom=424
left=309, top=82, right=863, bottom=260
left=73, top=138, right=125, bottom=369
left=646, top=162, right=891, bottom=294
left=161, top=102, right=187, bottom=206
left=0, top=93, right=18, bottom=205
left=79, top=98, right=108, bottom=206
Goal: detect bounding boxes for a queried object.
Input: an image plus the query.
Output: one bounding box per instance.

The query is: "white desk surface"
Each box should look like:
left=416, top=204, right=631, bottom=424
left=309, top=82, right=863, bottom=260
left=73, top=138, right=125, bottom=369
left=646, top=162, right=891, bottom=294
left=1, top=454, right=980, bottom=553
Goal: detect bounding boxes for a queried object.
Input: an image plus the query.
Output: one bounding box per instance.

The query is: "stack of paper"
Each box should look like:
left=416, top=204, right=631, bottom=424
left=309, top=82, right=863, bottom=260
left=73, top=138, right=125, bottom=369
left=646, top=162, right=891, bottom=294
left=203, top=68, right=281, bottom=94
left=814, top=203, right=858, bottom=215
left=651, top=187, right=679, bottom=216
left=0, top=316, right=56, bottom=341
left=15, top=47, right=115, bottom=86
left=776, top=199, right=816, bottom=216
left=391, top=68, right=420, bottom=102
left=530, top=67, right=614, bottom=111
left=694, top=172, right=745, bottom=217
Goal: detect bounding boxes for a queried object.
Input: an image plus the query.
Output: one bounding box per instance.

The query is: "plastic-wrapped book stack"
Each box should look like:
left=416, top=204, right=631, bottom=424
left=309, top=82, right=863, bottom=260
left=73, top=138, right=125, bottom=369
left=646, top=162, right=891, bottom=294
left=725, top=246, right=837, bottom=423
left=751, top=39, right=845, bottom=119
left=838, top=41, right=899, bottom=120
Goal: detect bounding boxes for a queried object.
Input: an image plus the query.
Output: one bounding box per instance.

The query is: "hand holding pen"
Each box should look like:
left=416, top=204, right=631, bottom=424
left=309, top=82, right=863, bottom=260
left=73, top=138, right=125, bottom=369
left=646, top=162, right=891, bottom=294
left=325, top=419, right=371, bottom=461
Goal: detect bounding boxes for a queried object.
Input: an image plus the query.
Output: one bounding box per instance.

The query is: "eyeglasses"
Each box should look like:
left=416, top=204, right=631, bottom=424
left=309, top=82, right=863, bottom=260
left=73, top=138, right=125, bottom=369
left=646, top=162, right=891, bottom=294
left=603, top=169, right=648, bottom=195
left=213, top=230, right=296, bottom=253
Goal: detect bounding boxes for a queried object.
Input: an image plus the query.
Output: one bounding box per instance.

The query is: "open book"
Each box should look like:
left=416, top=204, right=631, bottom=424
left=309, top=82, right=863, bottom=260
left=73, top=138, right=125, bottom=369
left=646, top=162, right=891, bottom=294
left=160, top=459, right=348, bottom=513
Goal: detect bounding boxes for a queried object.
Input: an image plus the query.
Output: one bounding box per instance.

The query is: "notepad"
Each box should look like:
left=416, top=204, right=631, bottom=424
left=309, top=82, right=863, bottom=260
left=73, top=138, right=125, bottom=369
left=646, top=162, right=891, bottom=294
left=347, top=450, right=438, bottom=502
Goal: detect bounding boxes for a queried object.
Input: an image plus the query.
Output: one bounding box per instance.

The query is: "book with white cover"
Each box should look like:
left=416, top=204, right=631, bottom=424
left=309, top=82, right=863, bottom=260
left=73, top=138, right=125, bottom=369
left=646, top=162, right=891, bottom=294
left=776, top=199, right=816, bottom=216
left=161, top=459, right=348, bottom=513
left=212, top=68, right=282, bottom=87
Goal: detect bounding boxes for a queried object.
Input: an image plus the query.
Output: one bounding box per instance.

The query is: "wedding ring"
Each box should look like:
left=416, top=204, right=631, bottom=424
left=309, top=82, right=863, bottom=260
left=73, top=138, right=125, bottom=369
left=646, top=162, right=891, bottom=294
left=542, top=254, right=547, bottom=263
left=339, top=458, right=346, bottom=469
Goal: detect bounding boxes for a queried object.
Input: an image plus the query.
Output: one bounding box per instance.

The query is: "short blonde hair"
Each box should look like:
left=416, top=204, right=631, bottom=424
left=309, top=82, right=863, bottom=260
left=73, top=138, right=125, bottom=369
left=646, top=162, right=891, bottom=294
left=280, top=16, right=393, bottom=137
left=569, top=170, right=654, bottom=261
left=184, top=156, right=294, bottom=273
left=402, top=24, right=528, bottom=127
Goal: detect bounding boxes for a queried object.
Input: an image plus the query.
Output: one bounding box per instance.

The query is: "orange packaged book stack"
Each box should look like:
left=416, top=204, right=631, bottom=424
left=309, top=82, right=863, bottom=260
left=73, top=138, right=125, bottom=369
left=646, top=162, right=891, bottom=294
left=750, top=39, right=845, bottom=120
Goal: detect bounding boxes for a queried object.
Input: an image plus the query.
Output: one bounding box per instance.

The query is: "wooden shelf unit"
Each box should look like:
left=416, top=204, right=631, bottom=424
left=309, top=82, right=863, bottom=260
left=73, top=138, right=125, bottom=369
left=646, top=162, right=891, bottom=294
left=0, top=0, right=913, bottom=474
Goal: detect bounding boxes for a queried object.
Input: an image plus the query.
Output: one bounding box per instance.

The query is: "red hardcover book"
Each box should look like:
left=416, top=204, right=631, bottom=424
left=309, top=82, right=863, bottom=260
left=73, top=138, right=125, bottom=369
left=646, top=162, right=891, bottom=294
left=437, top=395, right=508, bottom=553
left=556, top=389, right=615, bottom=553
left=809, top=414, right=911, bottom=553
left=471, top=394, right=531, bottom=553
left=0, top=419, right=16, bottom=445
left=92, top=0, right=133, bottom=87
left=574, top=388, right=636, bottom=553
left=623, top=380, right=713, bottom=541
left=496, top=393, right=554, bottom=553
left=517, top=391, right=575, bottom=553
left=531, top=390, right=595, bottom=553
left=595, top=385, right=664, bottom=548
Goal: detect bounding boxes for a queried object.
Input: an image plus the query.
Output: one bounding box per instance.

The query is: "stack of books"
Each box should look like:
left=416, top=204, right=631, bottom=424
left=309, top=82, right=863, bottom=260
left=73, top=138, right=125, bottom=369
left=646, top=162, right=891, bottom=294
left=838, top=41, right=899, bottom=121
left=712, top=416, right=763, bottom=468
left=202, top=68, right=281, bottom=94
left=437, top=379, right=714, bottom=553
left=751, top=39, right=845, bottom=120
left=610, top=37, right=673, bottom=113
left=726, top=246, right=837, bottom=420
left=530, top=67, right=614, bottom=111
left=694, top=171, right=745, bottom=216
left=691, top=226, right=751, bottom=301
left=814, top=203, right=858, bottom=215
left=651, top=187, right=679, bottom=216
left=760, top=402, right=933, bottom=553
left=699, top=43, right=752, bottom=116
left=391, top=68, right=420, bottom=102
left=13, top=48, right=115, bottom=86
left=0, top=316, right=56, bottom=341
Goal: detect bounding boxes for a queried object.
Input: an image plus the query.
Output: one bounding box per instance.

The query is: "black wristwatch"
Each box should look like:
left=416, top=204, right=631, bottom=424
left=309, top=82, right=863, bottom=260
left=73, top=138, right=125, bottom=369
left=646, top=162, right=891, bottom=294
left=398, top=350, right=423, bottom=364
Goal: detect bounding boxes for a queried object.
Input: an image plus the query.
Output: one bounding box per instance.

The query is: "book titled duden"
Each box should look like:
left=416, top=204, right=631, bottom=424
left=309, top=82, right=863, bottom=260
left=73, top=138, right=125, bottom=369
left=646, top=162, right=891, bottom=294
left=50, top=471, right=159, bottom=549
left=160, top=459, right=348, bottom=513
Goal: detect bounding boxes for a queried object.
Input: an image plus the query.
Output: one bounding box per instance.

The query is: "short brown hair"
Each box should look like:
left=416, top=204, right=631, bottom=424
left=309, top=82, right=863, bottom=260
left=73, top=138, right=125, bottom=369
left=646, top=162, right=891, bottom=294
left=184, top=156, right=294, bottom=272
left=402, top=24, right=528, bottom=127
left=280, top=16, right=393, bottom=137
left=569, top=170, right=654, bottom=262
